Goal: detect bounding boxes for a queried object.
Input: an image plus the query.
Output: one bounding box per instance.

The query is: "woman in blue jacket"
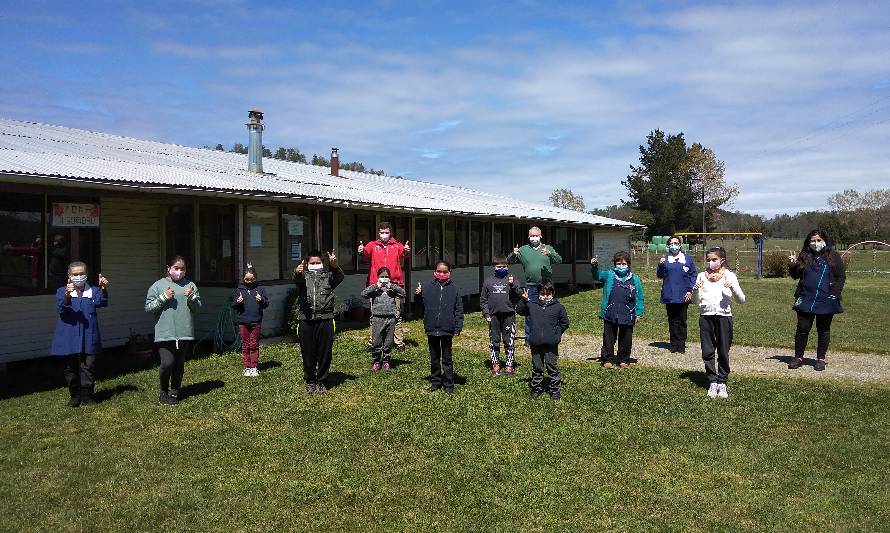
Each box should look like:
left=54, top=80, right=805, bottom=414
left=656, top=235, right=697, bottom=353
left=787, top=229, right=846, bottom=371
left=51, top=261, right=109, bottom=407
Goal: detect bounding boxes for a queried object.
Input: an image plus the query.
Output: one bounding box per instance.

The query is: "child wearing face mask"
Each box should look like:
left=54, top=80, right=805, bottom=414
left=415, top=261, right=464, bottom=394
left=293, top=250, right=344, bottom=395
left=516, top=281, right=569, bottom=400
left=359, top=222, right=410, bottom=351
left=145, top=255, right=202, bottom=405
left=362, top=266, right=405, bottom=372
left=480, top=254, right=522, bottom=376
left=591, top=251, right=644, bottom=369
left=693, top=247, right=745, bottom=399
left=51, top=261, right=109, bottom=407
left=232, top=266, right=269, bottom=377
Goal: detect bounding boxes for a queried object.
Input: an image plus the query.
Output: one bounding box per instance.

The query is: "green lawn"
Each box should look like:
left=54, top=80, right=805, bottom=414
left=486, top=276, right=890, bottom=355
left=1, top=335, right=888, bottom=531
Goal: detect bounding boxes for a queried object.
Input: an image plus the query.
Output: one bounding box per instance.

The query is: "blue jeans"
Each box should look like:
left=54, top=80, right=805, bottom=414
left=523, top=284, right=539, bottom=339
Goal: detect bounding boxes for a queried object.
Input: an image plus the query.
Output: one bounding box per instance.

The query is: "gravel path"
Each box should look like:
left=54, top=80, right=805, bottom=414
left=453, top=331, right=890, bottom=385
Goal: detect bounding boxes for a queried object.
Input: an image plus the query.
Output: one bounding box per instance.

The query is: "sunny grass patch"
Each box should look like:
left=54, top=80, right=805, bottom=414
left=1, top=335, right=889, bottom=532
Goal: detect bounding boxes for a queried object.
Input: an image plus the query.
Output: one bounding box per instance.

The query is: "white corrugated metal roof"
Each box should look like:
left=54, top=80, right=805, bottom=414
left=0, top=118, right=640, bottom=228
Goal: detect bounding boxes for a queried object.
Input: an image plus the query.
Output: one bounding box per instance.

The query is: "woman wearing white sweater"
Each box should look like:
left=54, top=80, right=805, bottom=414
left=693, top=247, right=746, bottom=399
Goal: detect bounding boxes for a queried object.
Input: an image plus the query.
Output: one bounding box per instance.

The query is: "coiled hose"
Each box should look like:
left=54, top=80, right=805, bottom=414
left=197, top=296, right=242, bottom=353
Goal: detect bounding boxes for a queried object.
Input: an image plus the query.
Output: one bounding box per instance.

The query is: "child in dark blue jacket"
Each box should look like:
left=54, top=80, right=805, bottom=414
left=516, top=282, right=569, bottom=400
left=50, top=261, right=109, bottom=407
left=232, top=266, right=269, bottom=377
left=591, top=251, right=645, bottom=369
left=415, top=261, right=464, bottom=394
left=656, top=235, right=697, bottom=353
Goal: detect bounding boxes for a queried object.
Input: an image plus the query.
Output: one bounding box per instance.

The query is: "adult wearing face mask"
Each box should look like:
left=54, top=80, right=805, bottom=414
left=509, top=226, right=562, bottom=341
left=145, top=255, right=202, bottom=406
left=358, top=222, right=410, bottom=350
left=656, top=235, right=697, bottom=353
left=787, top=229, right=846, bottom=371
left=51, top=261, right=109, bottom=407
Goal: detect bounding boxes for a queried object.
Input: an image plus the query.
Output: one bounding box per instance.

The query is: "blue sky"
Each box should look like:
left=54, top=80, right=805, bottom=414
left=2, top=1, right=889, bottom=216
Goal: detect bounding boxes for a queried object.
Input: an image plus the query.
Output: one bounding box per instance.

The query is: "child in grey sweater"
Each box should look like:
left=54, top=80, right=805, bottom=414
left=361, top=267, right=406, bottom=371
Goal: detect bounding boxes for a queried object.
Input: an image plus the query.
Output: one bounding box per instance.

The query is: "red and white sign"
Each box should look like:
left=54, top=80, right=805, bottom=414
left=52, top=203, right=100, bottom=227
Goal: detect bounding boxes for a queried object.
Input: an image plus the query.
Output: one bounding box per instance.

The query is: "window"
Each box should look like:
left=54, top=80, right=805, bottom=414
left=48, top=196, right=101, bottom=289
left=413, top=218, right=429, bottom=268
left=469, top=221, right=481, bottom=265
left=337, top=213, right=356, bottom=272
left=455, top=219, right=468, bottom=266
left=280, top=207, right=313, bottom=279
left=443, top=218, right=456, bottom=265
left=199, top=205, right=237, bottom=282
left=318, top=210, right=333, bottom=252
left=356, top=214, right=377, bottom=272
left=493, top=223, right=513, bottom=259
left=429, top=218, right=443, bottom=265
left=164, top=205, right=194, bottom=268
left=551, top=226, right=571, bottom=264
left=1, top=193, right=45, bottom=290
left=575, top=228, right=591, bottom=261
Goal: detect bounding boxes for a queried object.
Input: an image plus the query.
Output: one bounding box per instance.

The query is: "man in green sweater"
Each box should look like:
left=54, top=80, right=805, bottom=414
left=508, top=226, right=563, bottom=339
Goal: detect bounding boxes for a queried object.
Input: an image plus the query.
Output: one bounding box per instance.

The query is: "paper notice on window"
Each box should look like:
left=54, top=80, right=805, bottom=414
left=249, top=224, right=263, bottom=247
left=288, top=219, right=304, bottom=236
left=222, top=239, right=232, bottom=258
left=291, top=242, right=302, bottom=261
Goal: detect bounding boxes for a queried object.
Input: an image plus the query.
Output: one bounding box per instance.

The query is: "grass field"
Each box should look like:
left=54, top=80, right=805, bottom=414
left=2, top=276, right=889, bottom=531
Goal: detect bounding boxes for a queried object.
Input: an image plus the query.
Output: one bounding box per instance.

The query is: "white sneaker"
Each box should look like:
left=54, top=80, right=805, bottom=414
left=250, top=368, right=260, bottom=377
left=717, top=384, right=729, bottom=399
left=242, top=368, right=251, bottom=377
left=707, top=383, right=719, bottom=398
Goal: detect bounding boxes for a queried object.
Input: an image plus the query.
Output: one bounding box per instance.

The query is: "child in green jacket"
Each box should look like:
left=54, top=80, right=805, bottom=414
left=145, top=255, right=202, bottom=405
left=591, top=251, right=644, bottom=369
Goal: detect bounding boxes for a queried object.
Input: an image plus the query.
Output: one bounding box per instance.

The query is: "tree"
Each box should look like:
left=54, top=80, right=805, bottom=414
left=215, top=144, right=225, bottom=151
left=311, top=154, right=330, bottom=167
left=273, top=147, right=287, bottom=160
left=682, top=143, right=738, bottom=231
left=262, top=145, right=272, bottom=158
left=549, top=188, right=586, bottom=211
left=827, top=188, right=890, bottom=241
left=621, top=130, right=694, bottom=235
left=230, top=143, right=248, bottom=154
left=286, top=148, right=307, bottom=163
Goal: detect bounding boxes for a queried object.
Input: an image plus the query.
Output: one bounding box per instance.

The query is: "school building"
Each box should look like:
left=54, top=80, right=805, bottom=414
left=0, top=114, right=641, bottom=363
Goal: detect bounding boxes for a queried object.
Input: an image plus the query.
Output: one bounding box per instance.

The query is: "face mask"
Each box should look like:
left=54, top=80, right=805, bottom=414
left=809, top=241, right=826, bottom=253
left=169, top=269, right=184, bottom=281
left=529, top=236, right=541, bottom=246
left=70, top=274, right=87, bottom=287
left=243, top=280, right=256, bottom=287
left=669, top=245, right=681, bottom=254
left=494, top=267, right=508, bottom=277
left=379, top=233, right=390, bottom=242
left=614, top=266, right=629, bottom=276
left=378, top=277, right=390, bottom=284
left=307, top=263, right=323, bottom=272
left=434, top=271, right=450, bottom=282
left=539, top=295, right=553, bottom=303
left=708, top=260, right=722, bottom=270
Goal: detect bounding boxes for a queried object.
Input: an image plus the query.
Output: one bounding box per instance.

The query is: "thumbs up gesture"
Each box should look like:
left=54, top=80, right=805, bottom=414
left=403, top=240, right=411, bottom=253
left=415, top=282, right=422, bottom=295
left=788, top=252, right=796, bottom=263
left=255, top=291, right=263, bottom=302
left=507, top=274, right=514, bottom=285
left=357, top=240, right=365, bottom=255
left=98, top=273, right=109, bottom=289
left=236, top=292, right=244, bottom=304
left=521, top=288, right=530, bottom=301
left=590, top=256, right=598, bottom=265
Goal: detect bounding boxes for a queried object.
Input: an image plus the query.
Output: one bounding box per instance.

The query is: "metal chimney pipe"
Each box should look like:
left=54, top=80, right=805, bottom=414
left=331, top=147, right=339, bottom=177
left=246, top=109, right=265, bottom=173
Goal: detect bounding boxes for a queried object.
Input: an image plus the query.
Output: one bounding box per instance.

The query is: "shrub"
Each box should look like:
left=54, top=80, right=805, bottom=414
left=763, top=251, right=789, bottom=278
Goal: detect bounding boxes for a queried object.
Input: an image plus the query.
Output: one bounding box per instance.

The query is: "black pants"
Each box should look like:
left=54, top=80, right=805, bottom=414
left=601, top=321, right=634, bottom=364
left=428, top=335, right=454, bottom=390
left=299, top=319, right=335, bottom=384
left=530, top=344, right=561, bottom=393
left=795, top=312, right=834, bottom=359
left=157, top=340, right=191, bottom=395
left=64, top=353, right=96, bottom=393
left=700, top=315, right=733, bottom=384
left=488, top=312, right=516, bottom=367
left=665, top=303, right=689, bottom=351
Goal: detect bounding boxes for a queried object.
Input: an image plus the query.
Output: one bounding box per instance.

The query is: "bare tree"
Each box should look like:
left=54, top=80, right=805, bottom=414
left=550, top=188, right=586, bottom=211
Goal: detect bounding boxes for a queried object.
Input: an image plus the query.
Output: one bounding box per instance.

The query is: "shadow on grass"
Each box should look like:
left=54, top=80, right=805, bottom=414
left=94, top=384, right=142, bottom=403
left=181, top=380, right=225, bottom=399
left=679, top=370, right=710, bottom=389
left=258, top=360, right=282, bottom=371
left=327, top=372, right=358, bottom=389
left=767, top=354, right=811, bottom=367
left=648, top=341, right=673, bottom=350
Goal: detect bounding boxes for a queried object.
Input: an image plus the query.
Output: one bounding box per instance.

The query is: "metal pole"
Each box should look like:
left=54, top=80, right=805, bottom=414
left=701, top=175, right=707, bottom=257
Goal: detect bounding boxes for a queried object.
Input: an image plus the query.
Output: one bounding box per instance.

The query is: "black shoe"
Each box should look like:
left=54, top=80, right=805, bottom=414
left=550, top=391, right=561, bottom=401
left=444, top=388, right=454, bottom=395
left=788, top=358, right=804, bottom=370
left=678, top=348, right=686, bottom=354
left=166, top=392, right=180, bottom=405
left=316, top=383, right=328, bottom=395
left=305, top=384, right=315, bottom=396
left=428, top=384, right=442, bottom=393
left=80, top=387, right=96, bottom=406
left=530, top=390, right=542, bottom=400
left=67, top=390, right=81, bottom=408
left=159, top=391, right=169, bottom=404
left=814, top=359, right=826, bottom=371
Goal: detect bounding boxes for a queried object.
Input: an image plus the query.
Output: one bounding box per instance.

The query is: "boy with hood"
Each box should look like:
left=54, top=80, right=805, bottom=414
left=516, top=281, right=569, bottom=401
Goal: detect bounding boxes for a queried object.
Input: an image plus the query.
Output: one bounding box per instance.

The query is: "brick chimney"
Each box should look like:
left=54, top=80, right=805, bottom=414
left=330, top=147, right=339, bottom=177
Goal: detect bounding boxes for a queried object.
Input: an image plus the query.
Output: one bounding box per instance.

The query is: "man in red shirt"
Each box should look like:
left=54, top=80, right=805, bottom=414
left=358, top=221, right=411, bottom=349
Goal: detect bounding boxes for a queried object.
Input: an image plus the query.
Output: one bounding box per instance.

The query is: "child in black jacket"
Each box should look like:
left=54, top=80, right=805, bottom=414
left=232, top=266, right=269, bottom=377
left=415, top=261, right=464, bottom=394
left=480, top=254, right=522, bottom=376
left=516, top=282, right=569, bottom=400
